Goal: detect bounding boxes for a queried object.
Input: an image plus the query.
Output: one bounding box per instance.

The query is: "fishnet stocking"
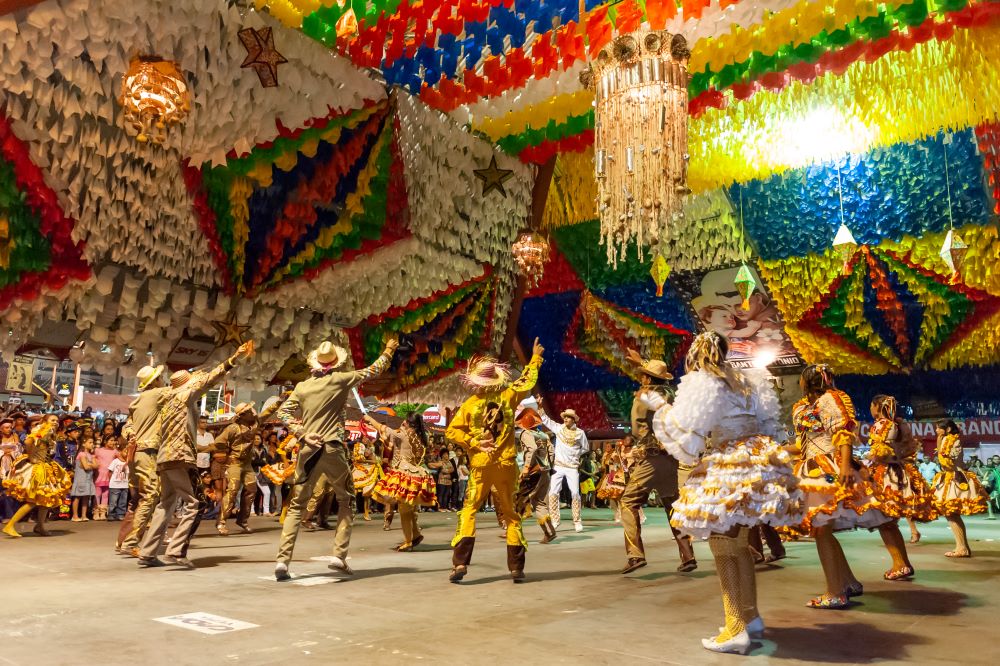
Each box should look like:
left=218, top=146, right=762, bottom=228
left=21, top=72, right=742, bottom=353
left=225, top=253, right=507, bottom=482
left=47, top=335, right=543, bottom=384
left=709, top=534, right=747, bottom=641
left=735, top=528, right=758, bottom=623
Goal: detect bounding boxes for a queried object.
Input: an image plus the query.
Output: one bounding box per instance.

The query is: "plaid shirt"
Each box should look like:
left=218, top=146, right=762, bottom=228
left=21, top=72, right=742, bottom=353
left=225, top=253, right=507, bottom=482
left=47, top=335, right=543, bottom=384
left=157, top=360, right=237, bottom=470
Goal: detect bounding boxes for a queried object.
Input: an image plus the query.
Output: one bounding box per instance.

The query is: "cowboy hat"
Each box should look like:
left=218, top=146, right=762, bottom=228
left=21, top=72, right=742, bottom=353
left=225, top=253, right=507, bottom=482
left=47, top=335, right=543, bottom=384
left=638, top=359, right=673, bottom=381
left=560, top=409, right=579, bottom=421
left=234, top=402, right=257, bottom=417
left=137, top=364, right=164, bottom=390
left=462, top=355, right=512, bottom=390
left=170, top=370, right=192, bottom=389
left=307, top=341, right=348, bottom=372
left=515, top=408, right=542, bottom=430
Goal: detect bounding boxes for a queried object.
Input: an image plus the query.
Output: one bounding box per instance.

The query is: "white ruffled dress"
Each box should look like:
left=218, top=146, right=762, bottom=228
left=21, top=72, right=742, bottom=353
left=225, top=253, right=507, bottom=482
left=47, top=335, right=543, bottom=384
left=643, top=370, right=804, bottom=540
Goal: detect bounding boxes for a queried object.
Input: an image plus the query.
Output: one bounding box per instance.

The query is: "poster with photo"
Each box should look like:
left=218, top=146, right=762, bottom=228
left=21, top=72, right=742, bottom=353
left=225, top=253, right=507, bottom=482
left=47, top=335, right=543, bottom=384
left=675, top=264, right=803, bottom=373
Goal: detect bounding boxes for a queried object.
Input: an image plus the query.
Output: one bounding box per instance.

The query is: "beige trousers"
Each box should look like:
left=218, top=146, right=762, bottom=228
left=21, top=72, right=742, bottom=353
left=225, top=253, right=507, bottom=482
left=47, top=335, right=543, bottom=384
left=120, top=450, right=160, bottom=550
left=139, top=466, right=200, bottom=559
left=276, top=443, right=354, bottom=565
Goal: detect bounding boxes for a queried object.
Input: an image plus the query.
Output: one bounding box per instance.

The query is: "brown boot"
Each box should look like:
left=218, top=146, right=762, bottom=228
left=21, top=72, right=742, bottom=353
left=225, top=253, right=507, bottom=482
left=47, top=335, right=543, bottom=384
left=540, top=519, right=556, bottom=544
left=507, top=544, right=526, bottom=582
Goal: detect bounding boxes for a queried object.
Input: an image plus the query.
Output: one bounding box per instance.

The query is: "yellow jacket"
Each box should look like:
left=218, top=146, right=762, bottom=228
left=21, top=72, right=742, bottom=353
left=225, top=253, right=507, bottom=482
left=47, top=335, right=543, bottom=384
left=446, top=355, right=542, bottom=469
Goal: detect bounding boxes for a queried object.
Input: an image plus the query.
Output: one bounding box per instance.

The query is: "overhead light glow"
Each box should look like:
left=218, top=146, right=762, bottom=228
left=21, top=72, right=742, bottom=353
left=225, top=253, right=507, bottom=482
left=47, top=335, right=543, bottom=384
left=753, top=107, right=877, bottom=170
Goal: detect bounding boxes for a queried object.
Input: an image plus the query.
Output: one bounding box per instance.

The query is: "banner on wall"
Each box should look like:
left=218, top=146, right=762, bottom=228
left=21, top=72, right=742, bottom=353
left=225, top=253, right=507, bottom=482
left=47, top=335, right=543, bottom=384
left=861, top=417, right=1000, bottom=449
left=674, top=265, right=803, bottom=373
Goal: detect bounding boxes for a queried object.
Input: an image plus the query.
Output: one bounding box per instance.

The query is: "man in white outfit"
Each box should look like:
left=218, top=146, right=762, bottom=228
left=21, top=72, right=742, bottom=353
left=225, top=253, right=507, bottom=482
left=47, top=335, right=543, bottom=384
left=540, top=408, right=588, bottom=532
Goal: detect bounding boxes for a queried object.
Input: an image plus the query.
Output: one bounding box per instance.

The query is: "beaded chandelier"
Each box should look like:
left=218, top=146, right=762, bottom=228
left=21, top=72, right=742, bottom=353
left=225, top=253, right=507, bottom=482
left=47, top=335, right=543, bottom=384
left=119, top=56, right=191, bottom=144
left=584, top=30, right=691, bottom=267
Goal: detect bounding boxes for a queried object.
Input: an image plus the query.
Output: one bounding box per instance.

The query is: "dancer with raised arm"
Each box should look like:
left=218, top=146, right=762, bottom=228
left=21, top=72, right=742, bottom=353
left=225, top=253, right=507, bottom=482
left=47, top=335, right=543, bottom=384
left=272, top=338, right=397, bottom=581
left=446, top=338, right=544, bottom=583
left=538, top=406, right=588, bottom=533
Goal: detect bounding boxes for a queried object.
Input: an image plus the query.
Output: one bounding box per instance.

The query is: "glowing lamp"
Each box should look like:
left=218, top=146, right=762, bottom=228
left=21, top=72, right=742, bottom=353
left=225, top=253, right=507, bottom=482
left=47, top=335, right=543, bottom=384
left=512, top=231, right=550, bottom=287
left=119, top=56, right=191, bottom=144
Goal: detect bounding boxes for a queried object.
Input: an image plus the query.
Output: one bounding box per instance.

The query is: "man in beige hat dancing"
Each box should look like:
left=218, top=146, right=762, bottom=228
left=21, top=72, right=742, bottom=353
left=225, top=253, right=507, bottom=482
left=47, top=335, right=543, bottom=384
left=214, top=395, right=287, bottom=536
left=538, top=406, right=589, bottom=533
left=117, top=363, right=167, bottom=556
left=138, top=341, right=254, bottom=569
left=619, top=349, right=696, bottom=575
left=273, top=337, right=398, bottom=581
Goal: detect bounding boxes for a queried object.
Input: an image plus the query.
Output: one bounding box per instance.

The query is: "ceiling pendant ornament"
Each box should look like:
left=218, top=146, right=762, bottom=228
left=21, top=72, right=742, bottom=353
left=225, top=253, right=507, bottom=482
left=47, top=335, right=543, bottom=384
left=119, top=56, right=191, bottom=144
left=583, top=30, right=691, bottom=267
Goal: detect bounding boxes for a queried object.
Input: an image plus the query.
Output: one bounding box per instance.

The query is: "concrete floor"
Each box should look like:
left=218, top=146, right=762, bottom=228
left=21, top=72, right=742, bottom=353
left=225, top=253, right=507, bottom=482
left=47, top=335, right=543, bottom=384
left=1, top=508, right=998, bottom=666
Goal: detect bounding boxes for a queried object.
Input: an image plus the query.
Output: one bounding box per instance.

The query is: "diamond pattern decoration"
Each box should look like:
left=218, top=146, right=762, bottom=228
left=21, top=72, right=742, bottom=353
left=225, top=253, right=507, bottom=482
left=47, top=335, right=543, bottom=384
left=798, top=245, right=1000, bottom=372
left=185, top=100, right=408, bottom=294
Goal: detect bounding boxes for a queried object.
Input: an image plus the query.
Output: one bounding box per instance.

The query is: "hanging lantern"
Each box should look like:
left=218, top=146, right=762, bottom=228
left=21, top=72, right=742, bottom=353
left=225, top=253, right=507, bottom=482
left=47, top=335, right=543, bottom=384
left=583, top=30, right=690, bottom=267
left=119, top=56, right=191, bottom=144
left=832, top=222, right=858, bottom=270
left=650, top=254, right=670, bottom=297
left=734, top=263, right=758, bottom=311
left=940, top=229, right=969, bottom=284
left=512, top=231, right=551, bottom=287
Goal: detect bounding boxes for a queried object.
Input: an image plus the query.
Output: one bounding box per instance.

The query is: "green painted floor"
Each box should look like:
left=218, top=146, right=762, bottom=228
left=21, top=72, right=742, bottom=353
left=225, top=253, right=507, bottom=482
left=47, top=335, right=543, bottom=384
left=1, top=508, right=997, bottom=665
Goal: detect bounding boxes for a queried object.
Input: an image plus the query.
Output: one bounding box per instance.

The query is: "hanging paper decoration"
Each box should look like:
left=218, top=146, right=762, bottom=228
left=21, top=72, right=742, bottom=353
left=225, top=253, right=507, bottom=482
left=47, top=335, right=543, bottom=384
left=119, top=56, right=192, bottom=144
left=511, top=231, right=551, bottom=287
left=585, top=30, right=691, bottom=266
left=0, top=111, right=90, bottom=313
left=940, top=229, right=969, bottom=284
left=239, top=27, right=288, bottom=88
left=184, top=100, right=407, bottom=294
left=650, top=255, right=670, bottom=297
left=833, top=222, right=859, bottom=269
left=734, top=262, right=757, bottom=310
left=566, top=291, right=692, bottom=381
left=347, top=270, right=497, bottom=397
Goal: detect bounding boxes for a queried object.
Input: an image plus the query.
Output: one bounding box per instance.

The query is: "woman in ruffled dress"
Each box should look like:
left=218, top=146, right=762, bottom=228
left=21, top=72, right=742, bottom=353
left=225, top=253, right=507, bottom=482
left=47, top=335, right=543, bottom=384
left=932, top=419, right=987, bottom=558
left=368, top=413, right=436, bottom=551
left=867, top=395, right=935, bottom=578
left=596, top=438, right=628, bottom=522
left=351, top=435, right=383, bottom=521
left=644, top=332, right=803, bottom=655
left=2, top=415, right=72, bottom=538
left=788, top=365, right=889, bottom=609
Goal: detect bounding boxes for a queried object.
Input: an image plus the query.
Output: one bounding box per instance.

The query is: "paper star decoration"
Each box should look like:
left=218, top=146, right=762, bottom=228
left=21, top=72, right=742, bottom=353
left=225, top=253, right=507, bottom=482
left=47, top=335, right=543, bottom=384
left=238, top=27, right=287, bottom=88
left=473, top=156, right=514, bottom=198
left=212, top=312, right=250, bottom=347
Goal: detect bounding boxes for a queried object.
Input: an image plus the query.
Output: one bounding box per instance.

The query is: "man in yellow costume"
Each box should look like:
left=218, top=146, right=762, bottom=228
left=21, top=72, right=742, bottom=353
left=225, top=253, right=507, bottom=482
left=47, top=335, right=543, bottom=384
left=446, top=338, right=544, bottom=584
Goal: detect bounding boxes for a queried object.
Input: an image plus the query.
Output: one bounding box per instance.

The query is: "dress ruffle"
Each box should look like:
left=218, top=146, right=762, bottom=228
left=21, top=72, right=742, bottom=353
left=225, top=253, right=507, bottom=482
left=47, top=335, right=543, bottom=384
left=933, top=469, right=988, bottom=516
left=782, top=453, right=889, bottom=537
left=596, top=470, right=626, bottom=500
left=352, top=462, right=383, bottom=495
left=670, top=435, right=804, bottom=540
left=869, top=460, right=938, bottom=521
left=2, top=456, right=73, bottom=508
left=372, top=469, right=436, bottom=507
left=261, top=462, right=295, bottom=485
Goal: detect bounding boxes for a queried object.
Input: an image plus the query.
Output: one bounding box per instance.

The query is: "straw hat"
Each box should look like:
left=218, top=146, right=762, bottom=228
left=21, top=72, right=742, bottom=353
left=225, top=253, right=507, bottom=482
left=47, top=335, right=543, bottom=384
left=136, top=364, right=164, bottom=390
left=638, top=359, right=673, bottom=381
left=234, top=402, right=256, bottom=417
left=560, top=409, right=579, bottom=422
left=515, top=408, right=542, bottom=430
left=170, top=370, right=192, bottom=389
left=461, top=355, right=512, bottom=390
left=307, top=341, right=348, bottom=372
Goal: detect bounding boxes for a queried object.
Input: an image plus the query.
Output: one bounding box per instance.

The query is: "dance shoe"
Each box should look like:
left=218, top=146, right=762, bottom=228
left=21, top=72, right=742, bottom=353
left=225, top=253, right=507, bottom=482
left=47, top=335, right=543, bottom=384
left=274, top=562, right=290, bottom=581
left=510, top=569, right=525, bottom=583
left=448, top=565, right=468, bottom=583
left=328, top=556, right=354, bottom=575
left=236, top=523, right=253, bottom=534
left=138, top=557, right=167, bottom=568
left=807, top=594, right=849, bottom=609
left=163, top=556, right=195, bottom=569
left=216, top=523, right=229, bottom=536
left=411, top=535, right=424, bottom=548
left=621, top=558, right=648, bottom=574
left=701, top=631, right=751, bottom=655
left=720, top=617, right=764, bottom=639
left=677, top=559, right=698, bottom=573
left=884, top=566, right=914, bottom=581
left=573, top=522, right=584, bottom=533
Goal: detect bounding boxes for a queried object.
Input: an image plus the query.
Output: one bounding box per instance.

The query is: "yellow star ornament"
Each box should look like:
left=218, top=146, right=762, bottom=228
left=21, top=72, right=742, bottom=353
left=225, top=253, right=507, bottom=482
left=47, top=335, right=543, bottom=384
left=473, top=156, right=515, bottom=198
left=212, top=312, right=250, bottom=347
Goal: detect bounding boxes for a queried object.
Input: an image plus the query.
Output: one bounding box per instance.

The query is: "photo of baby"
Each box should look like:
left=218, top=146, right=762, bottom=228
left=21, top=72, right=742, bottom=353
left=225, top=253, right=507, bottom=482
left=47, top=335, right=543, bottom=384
left=685, top=265, right=802, bottom=371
